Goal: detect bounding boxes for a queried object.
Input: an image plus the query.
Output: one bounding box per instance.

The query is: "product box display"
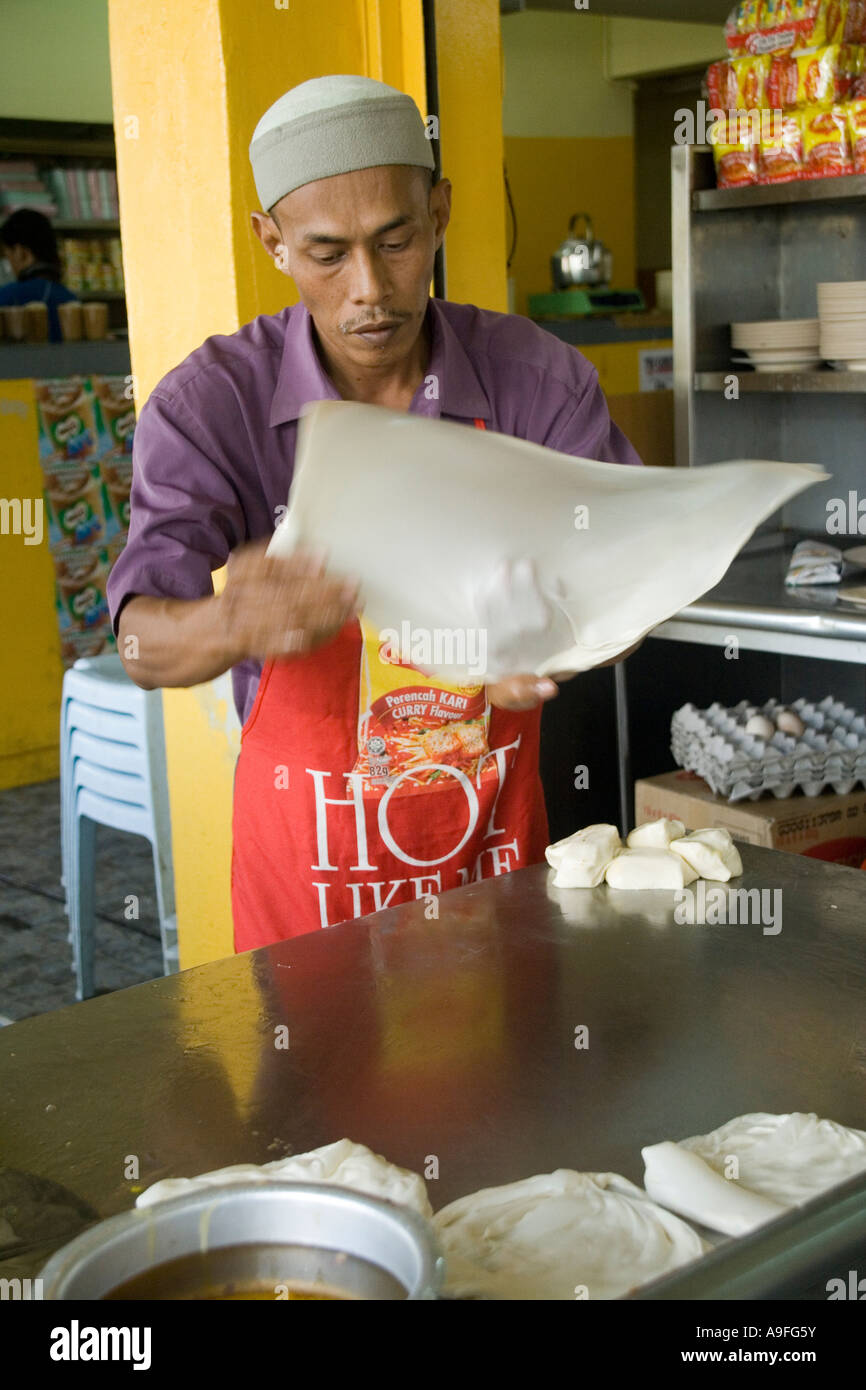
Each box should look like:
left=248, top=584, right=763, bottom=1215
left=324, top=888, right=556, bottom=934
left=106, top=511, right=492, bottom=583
left=35, top=375, right=135, bottom=666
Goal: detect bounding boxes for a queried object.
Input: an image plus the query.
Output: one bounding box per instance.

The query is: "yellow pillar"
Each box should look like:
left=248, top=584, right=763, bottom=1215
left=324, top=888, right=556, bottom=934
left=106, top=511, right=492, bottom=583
left=108, top=0, right=505, bottom=966
left=0, top=381, right=62, bottom=788
left=434, top=0, right=508, bottom=312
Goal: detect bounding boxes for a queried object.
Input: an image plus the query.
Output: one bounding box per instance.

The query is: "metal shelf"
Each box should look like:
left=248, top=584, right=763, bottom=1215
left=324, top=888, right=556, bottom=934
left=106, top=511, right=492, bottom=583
left=694, top=173, right=866, bottom=213
left=695, top=370, right=866, bottom=393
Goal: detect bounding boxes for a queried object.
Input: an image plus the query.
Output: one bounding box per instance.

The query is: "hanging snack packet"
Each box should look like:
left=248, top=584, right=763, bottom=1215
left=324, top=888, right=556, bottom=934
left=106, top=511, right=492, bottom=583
left=706, top=60, right=738, bottom=111
left=712, top=112, right=760, bottom=186
left=733, top=52, right=772, bottom=106
left=768, top=44, right=840, bottom=105
left=837, top=42, right=865, bottom=96
left=757, top=0, right=801, bottom=52
left=791, top=0, right=848, bottom=47
left=844, top=0, right=866, bottom=41
left=760, top=110, right=805, bottom=178
left=846, top=96, right=866, bottom=167
left=727, top=0, right=765, bottom=55
left=352, top=618, right=490, bottom=793
left=802, top=102, right=854, bottom=172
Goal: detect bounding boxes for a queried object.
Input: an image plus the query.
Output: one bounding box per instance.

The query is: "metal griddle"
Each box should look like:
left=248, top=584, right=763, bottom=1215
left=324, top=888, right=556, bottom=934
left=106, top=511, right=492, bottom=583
left=1, top=845, right=865, bottom=1295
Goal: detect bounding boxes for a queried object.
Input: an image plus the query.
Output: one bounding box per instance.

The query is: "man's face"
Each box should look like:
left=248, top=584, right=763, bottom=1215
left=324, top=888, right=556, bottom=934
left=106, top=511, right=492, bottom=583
left=251, top=165, right=450, bottom=366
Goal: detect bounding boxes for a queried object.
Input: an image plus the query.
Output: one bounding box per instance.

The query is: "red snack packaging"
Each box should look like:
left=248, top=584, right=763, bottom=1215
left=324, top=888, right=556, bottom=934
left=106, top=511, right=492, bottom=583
left=756, top=1, right=847, bottom=51
left=844, top=0, right=866, bottom=40
left=846, top=96, right=866, bottom=167
left=802, top=102, right=855, bottom=173
left=706, top=60, right=738, bottom=110
left=727, top=0, right=765, bottom=55
left=760, top=110, right=805, bottom=178
left=768, top=44, right=842, bottom=106
left=712, top=112, right=760, bottom=186
left=733, top=53, right=772, bottom=106
left=837, top=42, right=865, bottom=97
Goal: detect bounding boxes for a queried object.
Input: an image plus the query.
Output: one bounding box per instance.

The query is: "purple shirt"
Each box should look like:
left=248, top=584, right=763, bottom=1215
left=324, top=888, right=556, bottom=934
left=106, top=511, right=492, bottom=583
left=107, top=298, right=642, bottom=725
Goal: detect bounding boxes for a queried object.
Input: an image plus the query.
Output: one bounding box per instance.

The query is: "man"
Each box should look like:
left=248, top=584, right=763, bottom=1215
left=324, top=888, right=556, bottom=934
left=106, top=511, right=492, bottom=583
left=0, top=209, right=77, bottom=341
left=108, top=75, right=642, bottom=952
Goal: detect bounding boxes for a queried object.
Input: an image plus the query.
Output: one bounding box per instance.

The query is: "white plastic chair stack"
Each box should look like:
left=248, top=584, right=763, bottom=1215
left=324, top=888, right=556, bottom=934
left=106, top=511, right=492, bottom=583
left=60, top=652, right=178, bottom=1001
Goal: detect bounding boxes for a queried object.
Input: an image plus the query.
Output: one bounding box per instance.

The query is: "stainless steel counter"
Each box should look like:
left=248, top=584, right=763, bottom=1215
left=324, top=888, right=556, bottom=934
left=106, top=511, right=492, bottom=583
left=2, top=846, right=865, bottom=1291
left=652, top=541, right=866, bottom=662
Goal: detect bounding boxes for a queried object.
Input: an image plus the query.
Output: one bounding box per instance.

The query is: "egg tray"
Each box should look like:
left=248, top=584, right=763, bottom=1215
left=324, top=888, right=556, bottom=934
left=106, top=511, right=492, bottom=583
left=671, top=697, right=866, bottom=802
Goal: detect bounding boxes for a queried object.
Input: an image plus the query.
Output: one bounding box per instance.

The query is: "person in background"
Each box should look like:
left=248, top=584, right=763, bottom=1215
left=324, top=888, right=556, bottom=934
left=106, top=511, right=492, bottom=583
left=0, top=209, right=77, bottom=341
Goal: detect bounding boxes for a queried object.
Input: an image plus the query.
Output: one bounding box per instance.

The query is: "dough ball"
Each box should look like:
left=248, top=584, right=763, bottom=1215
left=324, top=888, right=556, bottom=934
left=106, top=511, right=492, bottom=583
left=605, top=848, right=698, bottom=890
left=626, top=817, right=686, bottom=849
left=775, top=709, right=805, bottom=738
left=745, top=714, right=775, bottom=741
left=670, top=828, right=743, bottom=882
left=547, top=824, right=622, bottom=888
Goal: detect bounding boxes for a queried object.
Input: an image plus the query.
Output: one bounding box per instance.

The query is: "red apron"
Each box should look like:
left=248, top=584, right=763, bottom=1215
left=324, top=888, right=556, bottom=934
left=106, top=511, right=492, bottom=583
left=231, top=418, right=550, bottom=951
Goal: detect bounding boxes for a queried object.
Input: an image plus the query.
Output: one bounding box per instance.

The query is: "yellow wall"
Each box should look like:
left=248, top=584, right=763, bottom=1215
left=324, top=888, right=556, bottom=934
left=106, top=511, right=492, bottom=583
left=0, top=381, right=62, bottom=788
left=604, top=16, right=725, bottom=81
left=109, top=0, right=506, bottom=967
left=504, top=135, right=635, bottom=320
left=0, top=0, right=113, bottom=122
left=501, top=10, right=636, bottom=317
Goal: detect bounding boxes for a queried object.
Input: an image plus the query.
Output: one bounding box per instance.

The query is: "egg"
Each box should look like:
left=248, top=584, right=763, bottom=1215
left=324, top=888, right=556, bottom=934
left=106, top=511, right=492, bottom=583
left=775, top=709, right=805, bottom=738
left=745, top=714, right=775, bottom=740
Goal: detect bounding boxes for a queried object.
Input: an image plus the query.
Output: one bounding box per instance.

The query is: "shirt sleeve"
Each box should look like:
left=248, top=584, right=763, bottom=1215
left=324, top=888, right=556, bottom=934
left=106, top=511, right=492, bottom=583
left=542, top=365, right=644, bottom=467
left=106, top=388, right=248, bottom=632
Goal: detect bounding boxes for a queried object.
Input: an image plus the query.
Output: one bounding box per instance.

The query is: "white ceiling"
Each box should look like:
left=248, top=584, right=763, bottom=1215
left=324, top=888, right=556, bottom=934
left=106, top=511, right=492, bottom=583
left=516, top=0, right=730, bottom=21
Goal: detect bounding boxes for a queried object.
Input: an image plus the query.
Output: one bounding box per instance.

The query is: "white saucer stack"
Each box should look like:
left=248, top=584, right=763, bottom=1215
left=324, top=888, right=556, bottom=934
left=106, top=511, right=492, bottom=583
left=730, top=318, right=820, bottom=373
left=818, top=282, right=866, bottom=371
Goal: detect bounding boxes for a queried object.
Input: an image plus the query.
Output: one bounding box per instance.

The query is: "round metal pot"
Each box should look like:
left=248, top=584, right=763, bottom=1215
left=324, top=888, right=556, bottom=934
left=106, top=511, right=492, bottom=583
left=39, top=1181, right=444, bottom=1300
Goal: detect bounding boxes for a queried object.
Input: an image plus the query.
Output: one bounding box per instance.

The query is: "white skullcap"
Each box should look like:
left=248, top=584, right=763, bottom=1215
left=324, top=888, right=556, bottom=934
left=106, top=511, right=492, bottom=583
left=249, top=74, right=435, bottom=211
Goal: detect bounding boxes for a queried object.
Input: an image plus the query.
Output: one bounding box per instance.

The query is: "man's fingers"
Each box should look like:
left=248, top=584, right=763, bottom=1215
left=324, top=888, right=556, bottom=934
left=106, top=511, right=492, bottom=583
left=488, top=676, right=559, bottom=711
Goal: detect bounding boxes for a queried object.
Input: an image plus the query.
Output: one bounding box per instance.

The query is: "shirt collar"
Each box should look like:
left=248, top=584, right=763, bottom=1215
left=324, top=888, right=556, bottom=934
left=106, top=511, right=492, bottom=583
left=269, top=299, right=491, bottom=426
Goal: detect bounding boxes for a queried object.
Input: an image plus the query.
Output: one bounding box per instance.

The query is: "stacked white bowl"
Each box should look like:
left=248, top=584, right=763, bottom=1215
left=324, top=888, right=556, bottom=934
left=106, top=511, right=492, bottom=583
left=818, top=282, right=866, bottom=370
left=730, top=319, right=820, bottom=373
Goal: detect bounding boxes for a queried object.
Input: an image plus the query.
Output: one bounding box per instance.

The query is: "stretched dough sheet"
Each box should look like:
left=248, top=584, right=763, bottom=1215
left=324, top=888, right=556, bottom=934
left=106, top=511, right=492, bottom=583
left=433, top=1170, right=706, bottom=1300
left=269, top=400, right=827, bottom=682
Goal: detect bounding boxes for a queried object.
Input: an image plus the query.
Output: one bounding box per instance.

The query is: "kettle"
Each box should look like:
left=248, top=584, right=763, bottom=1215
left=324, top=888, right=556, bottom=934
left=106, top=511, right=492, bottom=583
left=551, top=214, right=613, bottom=290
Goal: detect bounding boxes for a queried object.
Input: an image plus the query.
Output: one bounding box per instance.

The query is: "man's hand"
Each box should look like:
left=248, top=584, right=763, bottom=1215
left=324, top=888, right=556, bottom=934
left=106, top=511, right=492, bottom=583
left=486, top=639, right=644, bottom=712
left=221, top=541, right=360, bottom=662
left=487, top=676, right=559, bottom=712
left=117, top=542, right=360, bottom=692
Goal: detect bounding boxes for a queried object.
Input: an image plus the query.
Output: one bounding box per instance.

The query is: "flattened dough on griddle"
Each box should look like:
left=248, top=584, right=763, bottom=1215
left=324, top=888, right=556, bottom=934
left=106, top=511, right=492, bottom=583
left=642, top=1141, right=786, bottom=1237
left=433, top=1170, right=706, bottom=1300
left=135, top=1138, right=432, bottom=1219
left=679, top=1112, right=866, bottom=1210
left=269, top=400, right=826, bottom=682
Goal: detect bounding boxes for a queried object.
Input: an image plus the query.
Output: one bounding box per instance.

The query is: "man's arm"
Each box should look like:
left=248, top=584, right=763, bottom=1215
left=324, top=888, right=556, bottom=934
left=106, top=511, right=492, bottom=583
left=118, top=543, right=359, bottom=689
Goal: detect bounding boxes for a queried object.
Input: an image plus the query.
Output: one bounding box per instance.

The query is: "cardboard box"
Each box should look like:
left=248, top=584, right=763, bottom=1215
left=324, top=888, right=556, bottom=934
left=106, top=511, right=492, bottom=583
left=607, top=390, right=674, bottom=469
left=635, top=771, right=866, bottom=868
